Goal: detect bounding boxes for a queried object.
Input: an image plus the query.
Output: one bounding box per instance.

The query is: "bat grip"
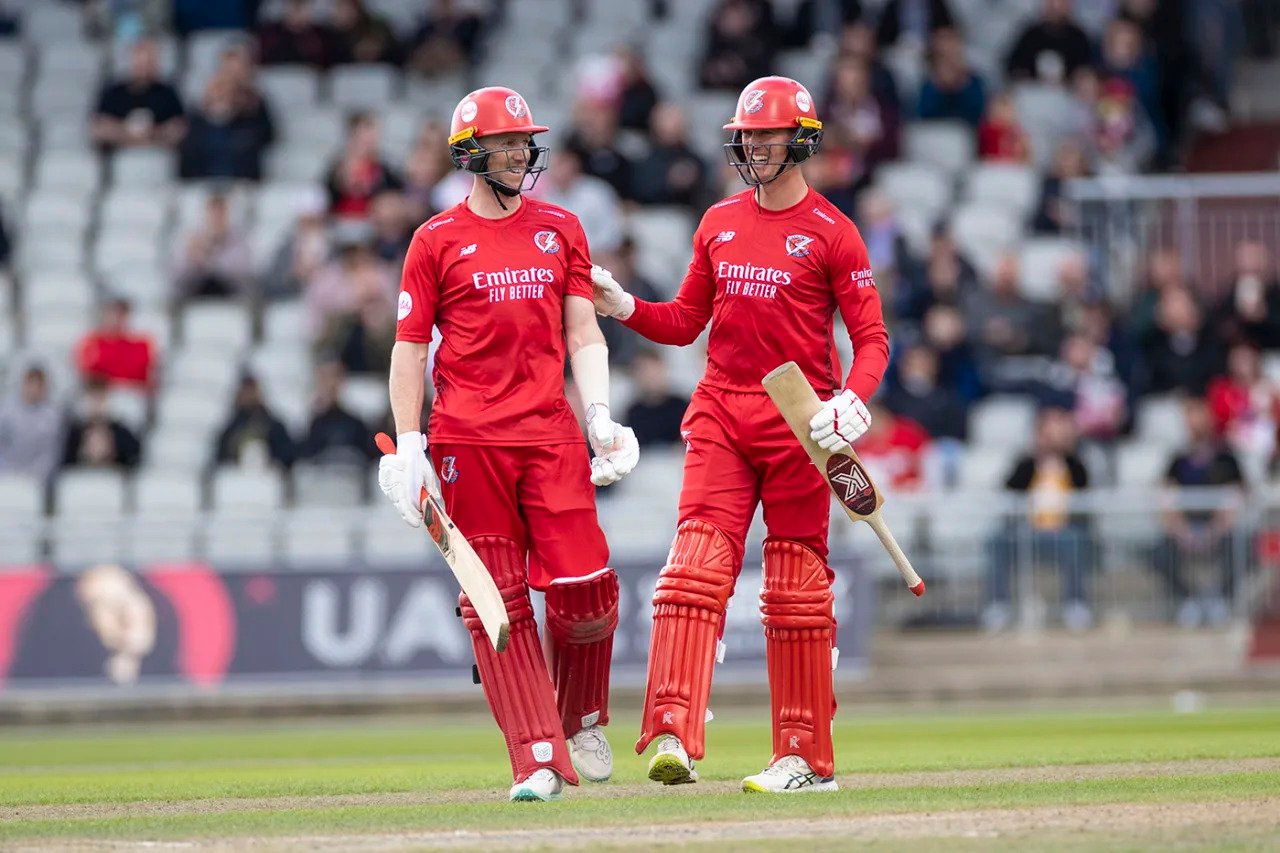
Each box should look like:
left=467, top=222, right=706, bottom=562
left=868, top=514, right=926, bottom=596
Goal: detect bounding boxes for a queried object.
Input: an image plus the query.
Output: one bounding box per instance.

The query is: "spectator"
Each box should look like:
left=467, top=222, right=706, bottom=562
left=883, top=344, right=969, bottom=441
left=317, top=263, right=397, bottom=375
left=977, top=90, right=1030, bottom=162
left=1129, top=247, right=1188, bottom=347
left=0, top=365, right=64, bottom=484
left=823, top=56, right=900, bottom=191
left=616, top=46, right=661, bottom=132
left=331, top=0, right=400, bottom=65
left=406, top=0, right=485, bottom=78
left=1143, top=287, right=1224, bottom=395
left=968, top=252, right=1055, bottom=370
left=1092, top=75, right=1157, bottom=175
left=1206, top=341, right=1278, bottom=469
left=803, top=148, right=859, bottom=217
left=1118, top=0, right=1194, bottom=145
left=61, top=380, right=142, bottom=470
left=325, top=112, right=402, bottom=220
left=1154, top=397, right=1246, bottom=628
left=402, top=122, right=455, bottom=222
left=91, top=38, right=185, bottom=153
left=297, top=361, right=376, bottom=466
left=875, top=0, right=955, bottom=49
left=630, top=103, right=708, bottom=208
left=537, top=148, right=623, bottom=254
left=173, top=0, right=251, bottom=33
left=855, top=190, right=914, bottom=295
left=1098, top=17, right=1165, bottom=153
left=0, top=0, right=16, bottom=36
left=257, top=0, right=335, bottom=68
left=175, top=193, right=254, bottom=299
left=984, top=406, right=1094, bottom=633
left=920, top=303, right=983, bottom=404
left=899, top=220, right=980, bottom=321
left=836, top=20, right=901, bottom=110
left=369, top=189, right=413, bottom=265
left=699, top=0, right=777, bottom=91
left=1058, top=333, right=1128, bottom=445
left=624, top=349, right=691, bottom=448
left=178, top=67, right=275, bottom=181
left=75, top=298, right=157, bottom=390
left=1051, top=249, right=1098, bottom=343
left=305, top=233, right=395, bottom=340
left=264, top=187, right=331, bottom=300
left=854, top=399, right=931, bottom=491
left=1032, top=138, right=1089, bottom=234
left=592, top=236, right=664, bottom=366
left=1004, top=0, right=1092, bottom=85
left=1212, top=241, right=1280, bottom=350
left=214, top=374, right=295, bottom=470
left=917, top=27, right=986, bottom=127
left=563, top=100, right=633, bottom=200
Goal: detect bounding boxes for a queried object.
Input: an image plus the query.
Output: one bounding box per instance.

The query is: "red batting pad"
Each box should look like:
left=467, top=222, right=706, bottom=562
left=635, top=520, right=737, bottom=759
left=545, top=567, right=619, bottom=737
left=460, top=536, right=578, bottom=785
left=761, top=538, right=836, bottom=778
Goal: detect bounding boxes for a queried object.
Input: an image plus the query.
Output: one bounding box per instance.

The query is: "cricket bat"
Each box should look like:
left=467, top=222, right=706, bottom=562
left=761, top=362, right=925, bottom=597
left=375, top=433, right=510, bottom=651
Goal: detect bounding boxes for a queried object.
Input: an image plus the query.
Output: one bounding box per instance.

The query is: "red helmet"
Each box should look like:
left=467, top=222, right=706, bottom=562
left=448, top=87, right=550, bottom=196
left=723, top=76, right=823, bottom=186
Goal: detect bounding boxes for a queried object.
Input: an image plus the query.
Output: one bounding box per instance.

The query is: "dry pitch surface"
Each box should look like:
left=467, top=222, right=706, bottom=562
left=1, top=706, right=1278, bottom=851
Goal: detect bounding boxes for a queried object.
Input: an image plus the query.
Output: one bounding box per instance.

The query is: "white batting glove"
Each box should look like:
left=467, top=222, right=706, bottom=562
left=591, top=426, right=640, bottom=486
left=809, top=390, right=871, bottom=454
left=590, top=264, right=635, bottom=320
left=377, top=431, right=443, bottom=528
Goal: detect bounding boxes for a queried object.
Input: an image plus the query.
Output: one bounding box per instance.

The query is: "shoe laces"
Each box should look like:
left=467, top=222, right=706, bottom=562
left=763, top=754, right=812, bottom=776
left=657, top=735, right=684, bottom=754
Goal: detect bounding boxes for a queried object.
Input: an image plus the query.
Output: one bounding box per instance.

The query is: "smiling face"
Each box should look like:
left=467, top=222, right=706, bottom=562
left=736, top=127, right=793, bottom=184
left=477, top=131, right=536, bottom=190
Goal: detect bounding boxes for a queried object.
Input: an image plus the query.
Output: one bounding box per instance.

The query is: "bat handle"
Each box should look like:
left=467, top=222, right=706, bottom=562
left=868, top=513, right=925, bottom=597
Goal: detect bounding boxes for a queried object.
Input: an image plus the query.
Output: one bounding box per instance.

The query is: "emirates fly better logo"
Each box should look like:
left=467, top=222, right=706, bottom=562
left=533, top=230, right=560, bottom=254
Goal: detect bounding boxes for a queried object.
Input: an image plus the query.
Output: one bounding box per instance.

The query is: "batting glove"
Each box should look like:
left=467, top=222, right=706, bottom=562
left=590, top=265, right=635, bottom=320
left=585, top=403, right=639, bottom=486
left=377, top=431, right=443, bottom=528
left=809, top=389, right=871, bottom=454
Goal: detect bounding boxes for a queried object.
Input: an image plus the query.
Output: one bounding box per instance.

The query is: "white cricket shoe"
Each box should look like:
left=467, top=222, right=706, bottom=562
left=568, top=725, right=613, bottom=782
left=509, top=768, right=564, bottom=802
left=742, top=754, right=838, bottom=793
left=647, top=735, right=698, bottom=785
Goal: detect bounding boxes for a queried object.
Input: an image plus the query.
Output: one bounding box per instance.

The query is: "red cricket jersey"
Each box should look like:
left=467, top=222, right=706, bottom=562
left=623, top=187, right=889, bottom=399
left=395, top=197, right=593, bottom=445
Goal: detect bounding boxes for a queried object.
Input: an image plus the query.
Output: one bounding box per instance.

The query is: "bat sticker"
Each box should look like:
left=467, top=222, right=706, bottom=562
left=826, top=454, right=877, bottom=516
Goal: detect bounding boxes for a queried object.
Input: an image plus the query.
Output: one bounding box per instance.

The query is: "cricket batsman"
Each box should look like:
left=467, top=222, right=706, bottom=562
left=379, top=86, right=640, bottom=802
left=591, top=76, right=889, bottom=793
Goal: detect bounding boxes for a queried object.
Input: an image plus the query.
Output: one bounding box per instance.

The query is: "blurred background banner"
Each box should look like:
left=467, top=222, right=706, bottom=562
left=0, top=558, right=874, bottom=694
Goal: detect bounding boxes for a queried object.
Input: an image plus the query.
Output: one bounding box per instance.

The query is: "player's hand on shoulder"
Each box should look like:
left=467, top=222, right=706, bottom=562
left=377, top=431, right=444, bottom=528
left=809, top=389, right=871, bottom=454
left=590, top=265, right=635, bottom=320
left=586, top=404, right=640, bottom=487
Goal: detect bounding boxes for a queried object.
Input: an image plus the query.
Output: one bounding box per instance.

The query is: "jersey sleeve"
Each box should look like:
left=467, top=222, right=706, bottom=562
left=830, top=226, right=890, bottom=400
left=395, top=230, right=440, bottom=343
left=565, top=216, right=594, bottom=301
left=622, top=218, right=715, bottom=346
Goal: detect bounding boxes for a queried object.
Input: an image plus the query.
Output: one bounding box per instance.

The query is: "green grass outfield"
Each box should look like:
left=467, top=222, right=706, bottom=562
left=1, top=705, right=1279, bottom=850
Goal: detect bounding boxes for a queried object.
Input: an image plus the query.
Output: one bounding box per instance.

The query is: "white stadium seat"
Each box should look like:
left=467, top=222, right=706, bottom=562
left=211, top=468, right=287, bottom=513
left=55, top=469, right=129, bottom=519
left=329, top=64, right=399, bottom=108
left=963, top=163, right=1039, bottom=218
left=904, top=121, right=975, bottom=177
left=970, top=396, right=1037, bottom=450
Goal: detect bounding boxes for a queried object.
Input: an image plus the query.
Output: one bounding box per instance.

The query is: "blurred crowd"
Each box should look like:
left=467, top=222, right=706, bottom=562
left=2, top=0, right=1280, bottom=627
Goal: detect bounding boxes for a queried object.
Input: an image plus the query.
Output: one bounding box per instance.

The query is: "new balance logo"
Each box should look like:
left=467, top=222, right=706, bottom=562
left=459, top=243, right=477, bottom=257
left=715, top=230, right=736, bottom=243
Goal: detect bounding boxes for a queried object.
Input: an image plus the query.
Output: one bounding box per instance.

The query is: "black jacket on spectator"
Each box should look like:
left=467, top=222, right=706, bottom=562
left=1007, top=453, right=1089, bottom=491
left=625, top=394, right=690, bottom=448
left=630, top=143, right=708, bottom=207
left=179, top=101, right=275, bottom=181
left=298, top=405, right=375, bottom=466
left=61, top=418, right=141, bottom=469
left=1004, top=20, right=1092, bottom=82
left=883, top=385, right=969, bottom=441
left=875, top=0, right=954, bottom=47
left=215, top=405, right=295, bottom=469
left=618, top=79, right=660, bottom=132
left=0, top=203, right=10, bottom=267
left=1141, top=331, right=1225, bottom=395
left=257, top=20, right=336, bottom=67
left=1211, top=286, right=1280, bottom=350
left=564, top=132, right=632, bottom=200
left=1166, top=446, right=1243, bottom=524
left=94, top=80, right=183, bottom=142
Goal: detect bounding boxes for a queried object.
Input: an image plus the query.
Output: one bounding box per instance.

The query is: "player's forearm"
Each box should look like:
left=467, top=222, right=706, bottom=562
left=566, top=295, right=610, bottom=410
left=388, top=340, right=430, bottom=435
left=623, top=297, right=707, bottom=346
left=844, top=323, right=890, bottom=400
